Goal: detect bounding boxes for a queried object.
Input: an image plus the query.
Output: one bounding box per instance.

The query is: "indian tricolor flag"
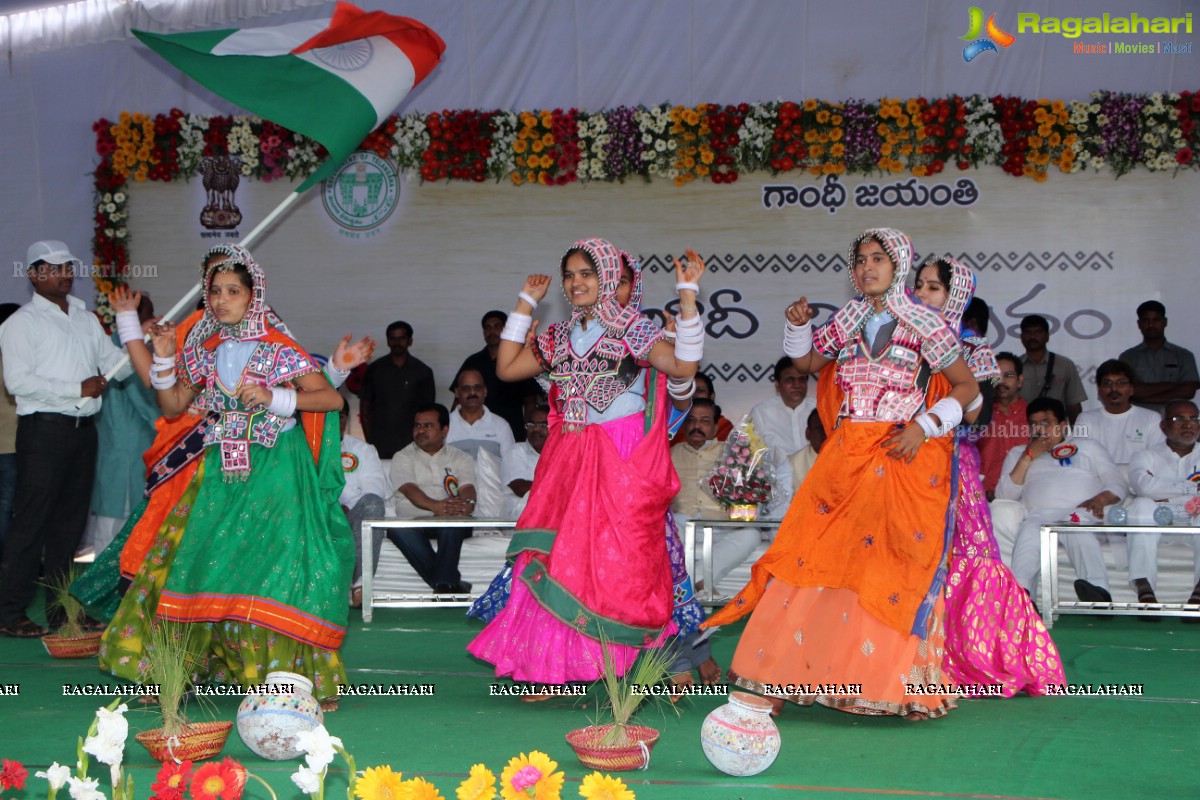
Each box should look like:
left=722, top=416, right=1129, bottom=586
left=134, top=2, right=445, bottom=191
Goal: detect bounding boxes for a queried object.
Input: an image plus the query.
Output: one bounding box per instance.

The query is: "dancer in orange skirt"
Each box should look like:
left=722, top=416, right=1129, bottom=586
left=704, top=228, right=980, bottom=719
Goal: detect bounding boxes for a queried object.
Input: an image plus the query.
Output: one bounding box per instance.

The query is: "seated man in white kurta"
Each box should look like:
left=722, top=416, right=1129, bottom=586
left=500, top=405, right=549, bottom=519
left=1127, top=399, right=1200, bottom=607
left=996, top=397, right=1126, bottom=605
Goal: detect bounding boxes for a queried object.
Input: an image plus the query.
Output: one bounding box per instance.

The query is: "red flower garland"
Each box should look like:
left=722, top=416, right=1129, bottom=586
left=707, top=103, right=745, bottom=183
left=421, top=109, right=494, bottom=182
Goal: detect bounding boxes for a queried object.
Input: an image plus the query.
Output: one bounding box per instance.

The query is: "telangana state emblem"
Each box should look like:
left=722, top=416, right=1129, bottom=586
left=321, top=151, right=400, bottom=234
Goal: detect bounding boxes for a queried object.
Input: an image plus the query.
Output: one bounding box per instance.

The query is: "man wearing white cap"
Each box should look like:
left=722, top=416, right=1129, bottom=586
left=0, top=241, right=131, bottom=637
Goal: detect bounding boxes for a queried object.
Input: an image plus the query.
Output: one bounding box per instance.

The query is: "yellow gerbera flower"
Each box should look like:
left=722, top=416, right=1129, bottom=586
left=803, top=99, right=818, bottom=112
left=355, top=766, right=408, bottom=800
left=578, top=772, right=634, bottom=800
left=406, top=777, right=445, bottom=800
left=499, top=752, right=563, bottom=800
left=456, top=765, right=496, bottom=800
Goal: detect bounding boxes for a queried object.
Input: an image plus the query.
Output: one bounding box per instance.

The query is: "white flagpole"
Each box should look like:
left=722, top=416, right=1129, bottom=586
left=98, top=189, right=305, bottom=382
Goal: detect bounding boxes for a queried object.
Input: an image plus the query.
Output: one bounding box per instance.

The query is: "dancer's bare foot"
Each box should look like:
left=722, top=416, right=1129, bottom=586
left=319, top=699, right=339, bottom=712
left=767, top=697, right=784, bottom=717
left=519, top=693, right=553, bottom=703
left=903, top=711, right=926, bottom=722
left=698, top=657, right=722, bottom=685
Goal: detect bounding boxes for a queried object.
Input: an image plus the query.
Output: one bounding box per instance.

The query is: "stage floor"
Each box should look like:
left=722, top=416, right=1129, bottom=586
left=0, top=605, right=1197, bottom=800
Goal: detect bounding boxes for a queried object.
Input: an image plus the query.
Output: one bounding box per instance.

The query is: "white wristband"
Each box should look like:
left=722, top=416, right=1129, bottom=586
left=150, top=369, right=176, bottom=390
left=914, top=413, right=939, bottom=439
left=115, top=311, right=142, bottom=345
left=676, top=282, right=700, bottom=294
left=673, top=314, right=704, bottom=361
left=268, top=386, right=298, bottom=417
left=966, top=392, right=983, bottom=412
left=518, top=291, right=539, bottom=310
left=326, top=361, right=351, bottom=389
left=929, top=397, right=964, bottom=436
left=783, top=320, right=813, bottom=359
left=501, top=312, right=533, bottom=344
left=667, top=376, right=695, bottom=400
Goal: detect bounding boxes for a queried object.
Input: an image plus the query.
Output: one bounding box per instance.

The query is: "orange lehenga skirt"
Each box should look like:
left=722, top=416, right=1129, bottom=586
left=706, top=371, right=958, bottom=717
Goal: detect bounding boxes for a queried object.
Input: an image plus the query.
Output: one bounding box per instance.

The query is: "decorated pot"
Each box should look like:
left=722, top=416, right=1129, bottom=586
left=236, top=671, right=323, bottom=760
left=700, top=691, right=781, bottom=777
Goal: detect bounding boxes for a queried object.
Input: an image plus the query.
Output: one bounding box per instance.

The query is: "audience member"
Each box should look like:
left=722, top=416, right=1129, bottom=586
left=456, top=310, right=542, bottom=441
left=501, top=404, right=549, bottom=519
left=749, top=355, right=817, bottom=457
left=787, top=409, right=827, bottom=494
left=670, top=372, right=732, bottom=445
left=0, top=303, right=19, bottom=554
left=388, top=403, right=476, bottom=594
left=0, top=241, right=127, bottom=637
left=977, top=352, right=1027, bottom=500
left=1119, top=301, right=1200, bottom=414
left=996, top=398, right=1125, bottom=606
left=447, top=367, right=515, bottom=460
left=1018, top=315, right=1087, bottom=423
left=669, top=399, right=761, bottom=591
left=1127, top=399, right=1200, bottom=609
left=359, top=320, right=435, bottom=459
left=1075, top=359, right=1164, bottom=477
left=341, top=404, right=390, bottom=609
left=89, top=292, right=159, bottom=557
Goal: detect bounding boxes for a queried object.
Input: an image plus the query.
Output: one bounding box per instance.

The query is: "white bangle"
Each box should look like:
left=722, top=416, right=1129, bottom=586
left=783, top=320, right=813, bottom=359
left=115, top=311, right=142, bottom=345
left=928, top=397, right=964, bottom=436
left=966, top=392, right=983, bottom=412
left=673, top=314, right=703, bottom=362
left=676, top=282, right=700, bottom=294
left=268, top=386, right=298, bottom=417
left=326, top=361, right=351, bottom=389
left=150, top=369, right=176, bottom=390
left=518, top=291, right=539, bottom=310
left=667, top=376, right=695, bottom=400
left=501, top=312, right=533, bottom=344
left=152, top=354, right=174, bottom=369
left=914, top=413, right=939, bottom=439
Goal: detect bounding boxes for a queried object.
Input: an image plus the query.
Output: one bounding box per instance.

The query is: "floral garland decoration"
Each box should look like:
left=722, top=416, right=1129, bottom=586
left=90, top=92, right=1200, bottom=321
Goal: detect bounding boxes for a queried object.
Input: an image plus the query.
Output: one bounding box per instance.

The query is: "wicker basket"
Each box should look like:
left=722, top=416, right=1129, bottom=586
left=565, top=724, right=659, bottom=771
left=42, top=631, right=103, bottom=659
left=135, top=721, right=233, bottom=763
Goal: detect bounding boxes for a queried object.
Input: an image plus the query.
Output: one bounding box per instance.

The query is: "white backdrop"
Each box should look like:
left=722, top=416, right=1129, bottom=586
left=124, top=168, right=1200, bottom=421
left=1, top=0, right=1198, bottom=307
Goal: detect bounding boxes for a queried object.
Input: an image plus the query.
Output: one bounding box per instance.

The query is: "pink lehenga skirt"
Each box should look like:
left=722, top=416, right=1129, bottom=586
left=944, top=439, right=1065, bottom=696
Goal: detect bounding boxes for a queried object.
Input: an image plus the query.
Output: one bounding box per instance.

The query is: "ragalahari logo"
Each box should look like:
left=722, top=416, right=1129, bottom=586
left=961, top=7, right=1016, bottom=62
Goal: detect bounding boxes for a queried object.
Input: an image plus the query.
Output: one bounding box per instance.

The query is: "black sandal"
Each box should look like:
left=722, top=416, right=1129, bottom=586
left=0, top=618, right=49, bottom=638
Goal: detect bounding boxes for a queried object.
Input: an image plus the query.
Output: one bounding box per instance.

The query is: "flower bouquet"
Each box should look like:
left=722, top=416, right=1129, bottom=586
left=706, top=420, right=774, bottom=521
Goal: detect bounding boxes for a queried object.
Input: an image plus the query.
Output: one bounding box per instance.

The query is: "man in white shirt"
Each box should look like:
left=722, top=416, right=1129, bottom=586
left=671, top=399, right=759, bottom=586
left=388, top=403, right=478, bottom=594
left=787, top=409, right=827, bottom=494
left=0, top=241, right=129, bottom=637
left=749, top=356, right=817, bottom=459
left=500, top=405, right=549, bottom=519
left=1127, top=400, right=1200, bottom=609
left=1075, top=359, right=1165, bottom=478
left=997, top=398, right=1127, bottom=606
left=447, top=367, right=515, bottom=460
left=340, top=405, right=390, bottom=608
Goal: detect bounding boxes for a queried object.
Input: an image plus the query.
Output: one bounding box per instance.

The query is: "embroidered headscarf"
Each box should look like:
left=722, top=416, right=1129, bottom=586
left=184, top=244, right=269, bottom=351
left=618, top=249, right=645, bottom=312
left=561, top=238, right=642, bottom=335
left=818, top=228, right=945, bottom=347
left=920, top=254, right=1000, bottom=382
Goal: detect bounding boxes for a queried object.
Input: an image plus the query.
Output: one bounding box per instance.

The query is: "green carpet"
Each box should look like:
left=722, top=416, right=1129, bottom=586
left=1, top=609, right=1196, bottom=800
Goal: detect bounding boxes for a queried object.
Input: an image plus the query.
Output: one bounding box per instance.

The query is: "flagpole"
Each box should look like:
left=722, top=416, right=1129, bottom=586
left=98, top=188, right=305, bottom=383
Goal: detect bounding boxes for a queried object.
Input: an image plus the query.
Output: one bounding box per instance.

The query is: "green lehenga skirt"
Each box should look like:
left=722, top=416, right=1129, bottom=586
left=98, top=424, right=354, bottom=701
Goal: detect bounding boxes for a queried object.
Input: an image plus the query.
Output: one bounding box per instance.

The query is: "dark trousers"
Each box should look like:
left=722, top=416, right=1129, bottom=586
left=0, top=414, right=97, bottom=626
left=390, top=527, right=469, bottom=590
left=0, top=452, right=16, bottom=556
